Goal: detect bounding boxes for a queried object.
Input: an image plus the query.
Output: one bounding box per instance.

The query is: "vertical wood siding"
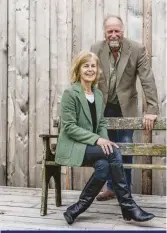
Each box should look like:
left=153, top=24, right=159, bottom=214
left=127, top=0, right=143, bottom=194
left=8, top=0, right=17, bottom=186
left=152, top=0, right=166, bottom=195
left=0, top=0, right=8, bottom=185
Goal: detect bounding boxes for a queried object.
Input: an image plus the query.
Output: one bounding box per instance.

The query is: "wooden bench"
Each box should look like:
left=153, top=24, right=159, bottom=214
left=38, top=117, right=166, bottom=216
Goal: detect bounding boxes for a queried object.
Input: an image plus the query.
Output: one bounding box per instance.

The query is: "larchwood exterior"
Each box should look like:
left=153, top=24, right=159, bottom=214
left=0, top=0, right=166, bottom=195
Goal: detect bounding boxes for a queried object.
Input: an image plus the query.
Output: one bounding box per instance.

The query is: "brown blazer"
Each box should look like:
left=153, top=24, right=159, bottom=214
left=91, top=38, right=159, bottom=117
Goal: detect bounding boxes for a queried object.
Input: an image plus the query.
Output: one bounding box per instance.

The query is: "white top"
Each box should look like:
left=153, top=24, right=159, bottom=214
left=85, top=93, right=95, bottom=103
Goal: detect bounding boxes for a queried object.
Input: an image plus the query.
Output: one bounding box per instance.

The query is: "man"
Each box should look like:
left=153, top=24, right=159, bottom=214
left=90, top=15, right=159, bottom=201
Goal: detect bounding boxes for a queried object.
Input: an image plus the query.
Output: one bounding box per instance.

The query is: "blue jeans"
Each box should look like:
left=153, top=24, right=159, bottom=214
left=82, top=145, right=123, bottom=182
left=104, top=102, right=134, bottom=190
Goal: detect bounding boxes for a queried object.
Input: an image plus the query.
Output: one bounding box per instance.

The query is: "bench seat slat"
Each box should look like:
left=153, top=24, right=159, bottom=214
left=37, top=161, right=166, bottom=170
left=123, top=164, right=166, bottom=170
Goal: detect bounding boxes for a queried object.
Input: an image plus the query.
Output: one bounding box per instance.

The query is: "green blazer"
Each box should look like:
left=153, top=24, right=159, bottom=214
left=55, top=82, right=108, bottom=167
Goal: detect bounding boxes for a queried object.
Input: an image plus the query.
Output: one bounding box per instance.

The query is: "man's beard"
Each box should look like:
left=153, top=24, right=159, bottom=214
left=109, top=40, right=120, bottom=48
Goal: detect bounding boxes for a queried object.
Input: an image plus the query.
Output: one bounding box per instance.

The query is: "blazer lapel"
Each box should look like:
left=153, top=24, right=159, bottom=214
left=116, top=38, right=131, bottom=87
left=94, top=88, right=102, bottom=126
left=73, top=83, right=92, bottom=124
left=99, top=42, right=110, bottom=83
left=73, top=83, right=103, bottom=126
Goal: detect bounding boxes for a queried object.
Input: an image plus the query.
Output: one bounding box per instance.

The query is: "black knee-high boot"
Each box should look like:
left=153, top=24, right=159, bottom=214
left=64, top=174, right=105, bottom=225
left=110, top=163, right=155, bottom=222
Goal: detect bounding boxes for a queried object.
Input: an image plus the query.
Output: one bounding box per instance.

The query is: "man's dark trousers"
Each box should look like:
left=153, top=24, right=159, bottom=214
left=104, top=102, right=133, bottom=190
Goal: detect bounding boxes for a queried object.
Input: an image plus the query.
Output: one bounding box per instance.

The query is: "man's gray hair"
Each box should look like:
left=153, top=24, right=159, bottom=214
left=103, top=14, right=124, bottom=28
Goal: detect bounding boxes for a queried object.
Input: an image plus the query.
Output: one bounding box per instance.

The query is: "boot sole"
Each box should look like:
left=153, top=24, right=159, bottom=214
left=63, top=212, right=74, bottom=225
left=134, top=214, right=155, bottom=222
left=123, top=214, right=155, bottom=222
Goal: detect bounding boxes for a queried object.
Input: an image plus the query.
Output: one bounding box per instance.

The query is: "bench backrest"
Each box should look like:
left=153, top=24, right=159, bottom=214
left=53, top=117, right=166, bottom=130
left=51, top=117, right=166, bottom=158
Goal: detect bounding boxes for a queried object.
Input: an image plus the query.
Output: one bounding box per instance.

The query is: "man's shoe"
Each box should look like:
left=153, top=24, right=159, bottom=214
left=96, top=190, right=115, bottom=201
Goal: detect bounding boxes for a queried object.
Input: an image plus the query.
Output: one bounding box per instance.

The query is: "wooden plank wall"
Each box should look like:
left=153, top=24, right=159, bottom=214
left=127, top=0, right=143, bottom=193
left=7, top=0, right=29, bottom=187
left=152, top=0, right=166, bottom=195
left=0, top=0, right=166, bottom=194
left=0, top=0, right=8, bottom=186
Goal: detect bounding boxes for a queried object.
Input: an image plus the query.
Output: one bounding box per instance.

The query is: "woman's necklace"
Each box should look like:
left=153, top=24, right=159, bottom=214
left=83, top=88, right=92, bottom=95
left=84, top=91, right=93, bottom=95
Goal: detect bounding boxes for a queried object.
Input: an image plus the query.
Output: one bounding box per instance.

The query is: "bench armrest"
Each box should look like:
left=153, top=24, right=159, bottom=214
left=40, top=135, right=57, bottom=161
left=39, top=134, right=58, bottom=138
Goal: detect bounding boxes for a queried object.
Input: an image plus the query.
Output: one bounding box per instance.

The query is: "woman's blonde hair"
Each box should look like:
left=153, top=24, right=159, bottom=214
left=71, top=51, right=101, bottom=85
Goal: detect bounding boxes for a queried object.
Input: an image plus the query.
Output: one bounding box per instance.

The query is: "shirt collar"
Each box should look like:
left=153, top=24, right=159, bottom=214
left=107, top=43, right=122, bottom=55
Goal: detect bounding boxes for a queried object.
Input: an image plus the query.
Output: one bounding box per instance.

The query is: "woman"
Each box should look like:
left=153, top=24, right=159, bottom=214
left=55, top=51, right=155, bottom=225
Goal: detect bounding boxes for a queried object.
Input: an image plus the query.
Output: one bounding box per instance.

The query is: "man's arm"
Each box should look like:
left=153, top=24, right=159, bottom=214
left=137, top=45, right=159, bottom=130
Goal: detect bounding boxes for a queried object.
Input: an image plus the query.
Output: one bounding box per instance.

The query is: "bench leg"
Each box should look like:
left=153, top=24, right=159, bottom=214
left=53, top=166, right=62, bottom=207
left=40, top=164, right=51, bottom=216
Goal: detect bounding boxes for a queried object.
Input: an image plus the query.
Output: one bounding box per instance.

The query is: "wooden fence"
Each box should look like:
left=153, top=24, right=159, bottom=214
left=0, top=0, right=166, bottom=195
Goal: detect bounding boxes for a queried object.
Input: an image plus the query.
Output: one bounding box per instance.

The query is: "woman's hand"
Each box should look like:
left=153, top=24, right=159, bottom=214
left=96, top=137, right=119, bottom=155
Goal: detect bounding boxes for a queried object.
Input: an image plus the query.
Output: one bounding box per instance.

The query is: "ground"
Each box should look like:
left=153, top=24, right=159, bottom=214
left=0, top=186, right=166, bottom=230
